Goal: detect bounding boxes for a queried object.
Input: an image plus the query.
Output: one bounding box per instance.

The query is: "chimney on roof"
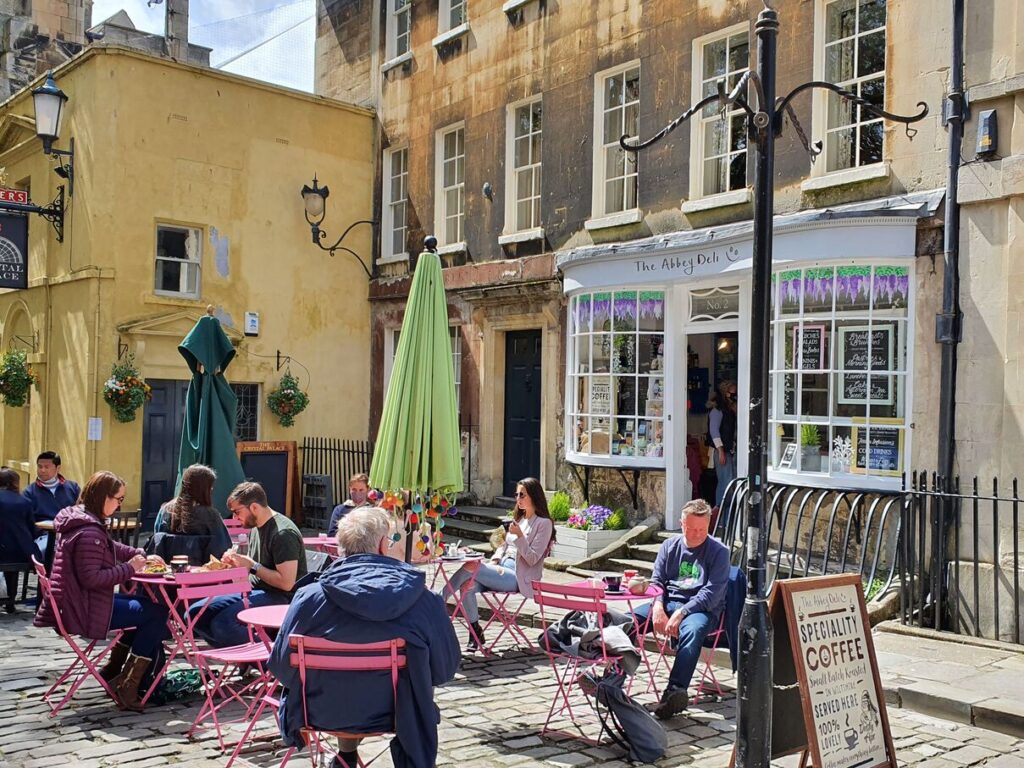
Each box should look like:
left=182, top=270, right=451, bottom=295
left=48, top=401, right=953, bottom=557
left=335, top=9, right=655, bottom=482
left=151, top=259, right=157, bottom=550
left=165, top=0, right=188, bottom=61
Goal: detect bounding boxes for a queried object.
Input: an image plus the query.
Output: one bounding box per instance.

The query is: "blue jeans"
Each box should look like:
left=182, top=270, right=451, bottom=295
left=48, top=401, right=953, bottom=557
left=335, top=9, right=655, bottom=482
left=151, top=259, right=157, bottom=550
left=715, top=451, right=736, bottom=508
left=633, top=601, right=716, bottom=692
left=440, top=559, right=518, bottom=623
left=187, top=589, right=290, bottom=648
left=109, top=593, right=171, bottom=658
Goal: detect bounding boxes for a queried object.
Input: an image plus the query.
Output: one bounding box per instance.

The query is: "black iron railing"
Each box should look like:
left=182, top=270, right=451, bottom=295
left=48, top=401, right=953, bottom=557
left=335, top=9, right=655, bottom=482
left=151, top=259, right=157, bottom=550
left=716, top=478, right=902, bottom=597
left=300, top=437, right=374, bottom=508
left=902, top=472, right=1022, bottom=643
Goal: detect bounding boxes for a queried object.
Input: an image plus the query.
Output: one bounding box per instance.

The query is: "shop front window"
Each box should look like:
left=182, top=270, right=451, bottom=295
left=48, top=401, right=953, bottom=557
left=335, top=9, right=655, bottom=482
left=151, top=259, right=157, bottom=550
left=568, top=290, right=665, bottom=463
left=769, top=264, right=910, bottom=484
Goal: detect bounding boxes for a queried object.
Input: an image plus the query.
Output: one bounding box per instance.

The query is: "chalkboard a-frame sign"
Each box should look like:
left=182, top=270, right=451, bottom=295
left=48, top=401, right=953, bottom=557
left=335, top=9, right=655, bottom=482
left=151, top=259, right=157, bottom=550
left=236, top=441, right=297, bottom=520
left=731, top=574, right=896, bottom=768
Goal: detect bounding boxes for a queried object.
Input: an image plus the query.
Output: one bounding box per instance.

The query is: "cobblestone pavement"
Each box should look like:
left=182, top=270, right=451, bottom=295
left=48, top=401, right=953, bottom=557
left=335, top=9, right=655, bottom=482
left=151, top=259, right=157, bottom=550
left=3, top=610, right=1024, bottom=768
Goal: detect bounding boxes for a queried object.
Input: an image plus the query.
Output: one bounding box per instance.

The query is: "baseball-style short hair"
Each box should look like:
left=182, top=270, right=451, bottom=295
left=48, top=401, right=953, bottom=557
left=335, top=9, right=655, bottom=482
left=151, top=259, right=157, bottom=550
left=349, top=473, right=369, bottom=485
left=37, top=451, right=61, bottom=466
left=681, top=499, right=712, bottom=518
left=227, top=481, right=268, bottom=509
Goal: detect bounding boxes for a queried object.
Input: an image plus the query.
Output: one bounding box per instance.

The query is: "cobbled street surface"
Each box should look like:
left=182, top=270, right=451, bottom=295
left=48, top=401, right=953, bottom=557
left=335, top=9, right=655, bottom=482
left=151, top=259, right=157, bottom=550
left=2, top=611, right=1024, bottom=768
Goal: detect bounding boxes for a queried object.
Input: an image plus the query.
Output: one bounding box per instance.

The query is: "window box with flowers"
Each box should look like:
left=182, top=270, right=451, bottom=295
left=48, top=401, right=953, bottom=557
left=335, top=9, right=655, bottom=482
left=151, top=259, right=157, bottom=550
left=267, top=372, right=309, bottom=428
left=0, top=349, right=37, bottom=407
left=103, top=355, right=152, bottom=423
left=550, top=504, right=629, bottom=562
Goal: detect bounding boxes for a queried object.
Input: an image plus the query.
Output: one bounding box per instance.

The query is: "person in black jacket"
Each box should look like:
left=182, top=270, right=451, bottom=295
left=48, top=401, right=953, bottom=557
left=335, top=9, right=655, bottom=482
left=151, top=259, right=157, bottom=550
left=152, top=464, right=232, bottom=561
left=0, top=468, right=40, bottom=613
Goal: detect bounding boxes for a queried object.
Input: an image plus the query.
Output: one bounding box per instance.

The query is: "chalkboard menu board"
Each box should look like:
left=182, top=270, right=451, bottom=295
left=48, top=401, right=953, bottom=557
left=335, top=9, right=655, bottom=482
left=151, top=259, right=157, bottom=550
left=792, top=324, right=826, bottom=370
left=237, top=441, right=297, bottom=519
left=852, top=423, right=902, bottom=476
left=730, top=575, right=896, bottom=768
left=839, top=325, right=894, bottom=405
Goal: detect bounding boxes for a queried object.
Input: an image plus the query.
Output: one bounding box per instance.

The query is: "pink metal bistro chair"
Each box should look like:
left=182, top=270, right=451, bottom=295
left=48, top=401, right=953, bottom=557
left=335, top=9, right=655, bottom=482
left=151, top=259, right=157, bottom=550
left=531, top=580, right=622, bottom=741
left=32, top=557, right=132, bottom=716
left=230, top=635, right=408, bottom=768
left=650, top=611, right=727, bottom=703
left=479, top=590, right=534, bottom=653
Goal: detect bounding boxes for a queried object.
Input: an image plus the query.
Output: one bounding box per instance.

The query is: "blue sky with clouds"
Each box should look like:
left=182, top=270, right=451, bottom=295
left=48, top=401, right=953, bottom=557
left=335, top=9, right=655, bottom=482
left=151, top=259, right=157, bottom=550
left=89, top=0, right=314, bottom=92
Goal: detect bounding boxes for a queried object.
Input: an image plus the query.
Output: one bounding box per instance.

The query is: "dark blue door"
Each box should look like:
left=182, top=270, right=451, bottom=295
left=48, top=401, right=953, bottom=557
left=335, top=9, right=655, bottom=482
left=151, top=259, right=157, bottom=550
left=141, top=379, right=190, bottom=529
left=503, top=330, right=542, bottom=496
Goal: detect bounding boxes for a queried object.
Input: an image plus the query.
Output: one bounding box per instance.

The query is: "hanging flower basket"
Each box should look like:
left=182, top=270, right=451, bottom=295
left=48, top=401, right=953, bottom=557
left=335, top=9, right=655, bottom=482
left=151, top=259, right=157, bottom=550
left=0, top=349, right=38, bottom=408
left=103, top=354, right=152, bottom=423
left=267, top=371, right=309, bottom=427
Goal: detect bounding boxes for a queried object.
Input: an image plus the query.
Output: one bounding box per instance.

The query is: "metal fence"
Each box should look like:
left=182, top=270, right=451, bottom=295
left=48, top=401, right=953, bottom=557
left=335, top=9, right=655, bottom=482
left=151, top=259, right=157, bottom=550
left=300, top=437, right=374, bottom=508
left=716, top=477, right=903, bottom=597
left=901, top=472, right=1023, bottom=643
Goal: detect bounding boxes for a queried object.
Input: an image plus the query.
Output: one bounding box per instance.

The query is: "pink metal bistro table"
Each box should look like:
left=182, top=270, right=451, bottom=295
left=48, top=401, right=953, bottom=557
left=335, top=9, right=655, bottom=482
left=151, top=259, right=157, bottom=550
left=236, top=603, right=290, bottom=649
left=423, top=553, right=490, bottom=652
left=567, top=579, right=664, bottom=694
left=302, top=536, right=340, bottom=555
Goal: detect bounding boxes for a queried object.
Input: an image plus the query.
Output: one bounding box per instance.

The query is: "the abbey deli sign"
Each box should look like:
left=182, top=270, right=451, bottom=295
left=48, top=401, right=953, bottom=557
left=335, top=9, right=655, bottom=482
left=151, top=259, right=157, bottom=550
left=631, top=243, right=746, bottom=277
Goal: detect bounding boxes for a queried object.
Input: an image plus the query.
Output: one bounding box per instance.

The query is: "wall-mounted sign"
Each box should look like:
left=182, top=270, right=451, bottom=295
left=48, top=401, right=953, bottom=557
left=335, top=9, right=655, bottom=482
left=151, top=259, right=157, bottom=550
left=731, top=574, right=896, bottom=768
left=0, top=214, right=28, bottom=290
left=838, top=325, right=894, bottom=405
left=0, top=188, right=29, bottom=205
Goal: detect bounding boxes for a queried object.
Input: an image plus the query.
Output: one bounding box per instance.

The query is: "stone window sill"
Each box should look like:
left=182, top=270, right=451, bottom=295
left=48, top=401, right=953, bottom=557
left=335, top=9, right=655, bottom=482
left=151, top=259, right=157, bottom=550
left=436, top=241, right=467, bottom=256
left=146, top=292, right=203, bottom=308
left=584, top=209, right=643, bottom=231
left=801, top=162, right=890, bottom=193
left=498, top=227, right=544, bottom=245
left=681, top=188, right=752, bottom=214
left=381, top=51, right=412, bottom=74
left=376, top=253, right=408, bottom=266
left=432, top=23, right=470, bottom=51
left=503, top=0, right=536, bottom=13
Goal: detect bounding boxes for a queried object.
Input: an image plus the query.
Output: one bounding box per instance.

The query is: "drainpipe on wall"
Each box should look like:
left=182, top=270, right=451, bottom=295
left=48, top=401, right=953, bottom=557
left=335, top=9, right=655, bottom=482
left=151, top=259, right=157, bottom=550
left=933, top=0, right=965, bottom=629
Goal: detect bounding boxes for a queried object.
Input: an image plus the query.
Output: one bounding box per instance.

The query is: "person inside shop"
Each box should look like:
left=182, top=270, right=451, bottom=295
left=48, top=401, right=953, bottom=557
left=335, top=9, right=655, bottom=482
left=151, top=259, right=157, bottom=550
left=148, top=464, right=232, bottom=564
left=326, top=472, right=371, bottom=537
left=439, top=476, right=555, bottom=652
left=632, top=498, right=729, bottom=720
left=187, top=481, right=307, bottom=648
left=33, top=471, right=170, bottom=711
left=269, top=506, right=460, bottom=768
left=707, top=381, right=738, bottom=509
left=0, top=468, right=40, bottom=613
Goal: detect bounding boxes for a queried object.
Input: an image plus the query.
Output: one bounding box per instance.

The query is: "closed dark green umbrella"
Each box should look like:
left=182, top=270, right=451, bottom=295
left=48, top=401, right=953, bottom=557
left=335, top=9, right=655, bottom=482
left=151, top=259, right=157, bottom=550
left=370, top=245, right=463, bottom=558
left=177, top=310, right=246, bottom=516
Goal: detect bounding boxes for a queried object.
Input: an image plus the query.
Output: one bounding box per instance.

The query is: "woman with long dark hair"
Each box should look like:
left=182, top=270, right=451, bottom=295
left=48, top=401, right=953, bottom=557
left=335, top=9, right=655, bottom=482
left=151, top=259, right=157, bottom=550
left=34, top=471, right=170, bottom=711
left=152, top=464, right=231, bottom=557
left=440, top=477, right=554, bottom=651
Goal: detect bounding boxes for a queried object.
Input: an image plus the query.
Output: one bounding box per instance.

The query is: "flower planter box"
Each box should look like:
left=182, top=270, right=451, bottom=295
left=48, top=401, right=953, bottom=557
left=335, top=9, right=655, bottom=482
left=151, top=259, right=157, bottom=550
left=550, top=526, right=623, bottom=563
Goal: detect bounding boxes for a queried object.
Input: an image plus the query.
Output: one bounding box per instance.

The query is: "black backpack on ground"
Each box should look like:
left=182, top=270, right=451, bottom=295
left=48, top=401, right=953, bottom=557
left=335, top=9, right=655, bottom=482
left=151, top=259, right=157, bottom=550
left=584, top=668, right=668, bottom=763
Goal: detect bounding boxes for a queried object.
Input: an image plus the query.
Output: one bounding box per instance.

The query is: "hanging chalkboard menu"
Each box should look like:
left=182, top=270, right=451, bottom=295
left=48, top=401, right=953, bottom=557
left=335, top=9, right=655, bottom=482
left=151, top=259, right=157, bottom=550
left=851, top=422, right=902, bottom=476
left=792, top=324, right=826, bottom=370
left=731, top=574, right=896, bottom=768
left=839, top=325, right=894, bottom=405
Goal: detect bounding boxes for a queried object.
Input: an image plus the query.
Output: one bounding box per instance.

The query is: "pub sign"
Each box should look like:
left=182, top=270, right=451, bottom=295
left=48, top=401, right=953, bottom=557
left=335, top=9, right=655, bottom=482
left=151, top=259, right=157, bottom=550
left=0, top=213, right=28, bottom=290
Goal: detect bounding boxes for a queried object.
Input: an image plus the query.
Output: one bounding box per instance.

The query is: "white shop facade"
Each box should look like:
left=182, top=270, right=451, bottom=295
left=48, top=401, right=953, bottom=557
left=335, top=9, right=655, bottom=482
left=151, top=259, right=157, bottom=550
left=557, top=191, right=943, bottom=529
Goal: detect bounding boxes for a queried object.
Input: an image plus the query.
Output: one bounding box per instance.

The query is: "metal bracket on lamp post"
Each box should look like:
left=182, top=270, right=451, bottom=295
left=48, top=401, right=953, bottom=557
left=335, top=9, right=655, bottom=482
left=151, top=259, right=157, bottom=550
left=620, top=7, right=927, bottom=767
left=308, top=218, right=376, bottom=279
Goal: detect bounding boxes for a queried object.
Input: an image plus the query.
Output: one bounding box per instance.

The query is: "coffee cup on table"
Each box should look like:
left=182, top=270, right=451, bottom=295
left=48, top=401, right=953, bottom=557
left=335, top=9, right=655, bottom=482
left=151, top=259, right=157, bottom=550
left=445, top=543, right=459, bottom=558
left=623, top=569, right=638, bottom=581
left=170, top=556, right=188, bottom=574
left=602, top=574, right=622, bottom=592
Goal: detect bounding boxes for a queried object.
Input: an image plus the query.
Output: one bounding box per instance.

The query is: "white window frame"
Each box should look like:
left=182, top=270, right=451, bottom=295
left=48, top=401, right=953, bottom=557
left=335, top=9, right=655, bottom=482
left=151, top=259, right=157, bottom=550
left=688, top=23, right=751, bottom=204
left=438, top=0, right=467, bottom=33
left=766, top=261, right=914, bottom=491
left=434, top=123, right=466, bottom=249
left=590, top=61, right=641, bottom=221
left=380, top=146, right=409, bottom=264
left=503, top=96, right=543, bottom=238
left=154, top=223, right=202, bottom=299
left=385, top=326, right=462, bottom=415
left=385, top=0, right=412, bottom=63
left=810, top=0, right=888, bottom=178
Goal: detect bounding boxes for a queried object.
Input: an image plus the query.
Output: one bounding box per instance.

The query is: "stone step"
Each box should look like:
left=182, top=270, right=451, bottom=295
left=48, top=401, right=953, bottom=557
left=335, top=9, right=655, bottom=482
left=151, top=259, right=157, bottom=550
left=440, top=516, right=500, bottom=542
left=605, top=557, right=655, bottom=576
left=493, top=496, right=517, bottom=509
left=627, top=543, right=661, bottom=561
left=455, top=505, right=510, bottom=524
left=655, top=531, right=676, bottom=542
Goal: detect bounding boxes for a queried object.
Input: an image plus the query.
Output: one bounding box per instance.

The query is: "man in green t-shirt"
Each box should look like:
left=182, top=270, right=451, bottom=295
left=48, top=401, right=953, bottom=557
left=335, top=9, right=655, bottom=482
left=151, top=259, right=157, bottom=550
left=189, top=481, right=308, bottom=647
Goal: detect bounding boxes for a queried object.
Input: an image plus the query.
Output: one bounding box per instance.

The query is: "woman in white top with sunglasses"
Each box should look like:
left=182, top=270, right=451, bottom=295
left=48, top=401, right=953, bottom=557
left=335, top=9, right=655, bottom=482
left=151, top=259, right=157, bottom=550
left=440, top=476, right=554, bottom=652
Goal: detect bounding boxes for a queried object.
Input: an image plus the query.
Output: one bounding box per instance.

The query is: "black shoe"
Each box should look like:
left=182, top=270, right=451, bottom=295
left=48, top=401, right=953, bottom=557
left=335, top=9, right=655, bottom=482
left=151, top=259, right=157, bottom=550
left=654, top=686, right=688, bottom=720
left=466, top=621, right=485, bottom=652
left=4, top=600, right=15, bottom=614
left=331, top=751, right=359, bottom=768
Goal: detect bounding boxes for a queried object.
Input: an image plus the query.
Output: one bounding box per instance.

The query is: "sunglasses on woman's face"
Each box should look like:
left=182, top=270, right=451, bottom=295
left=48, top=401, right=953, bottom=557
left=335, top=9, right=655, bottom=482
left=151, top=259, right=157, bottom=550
left=516, top=491, right=527, bottom=499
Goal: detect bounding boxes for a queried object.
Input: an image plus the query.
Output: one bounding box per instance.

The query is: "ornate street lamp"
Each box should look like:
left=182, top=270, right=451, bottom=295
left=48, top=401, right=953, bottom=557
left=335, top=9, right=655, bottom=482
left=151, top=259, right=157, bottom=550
left=621, top=5, right=927, bottom=766
left=300, top=175, right=375, bottom=279
left=31, top=72, right=74, bottom=195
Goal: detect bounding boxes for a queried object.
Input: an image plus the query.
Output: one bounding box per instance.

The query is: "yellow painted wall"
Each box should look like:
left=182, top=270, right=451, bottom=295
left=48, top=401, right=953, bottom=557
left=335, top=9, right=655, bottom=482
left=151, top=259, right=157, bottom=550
left=0, top=45, right=376, bottom=507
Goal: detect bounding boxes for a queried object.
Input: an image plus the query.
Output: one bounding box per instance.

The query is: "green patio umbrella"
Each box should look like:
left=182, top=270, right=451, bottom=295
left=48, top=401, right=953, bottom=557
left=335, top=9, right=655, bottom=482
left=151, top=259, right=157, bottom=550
left=370, top=241, right=463, bottom=559
left=177, top=309, right=247, bottom=516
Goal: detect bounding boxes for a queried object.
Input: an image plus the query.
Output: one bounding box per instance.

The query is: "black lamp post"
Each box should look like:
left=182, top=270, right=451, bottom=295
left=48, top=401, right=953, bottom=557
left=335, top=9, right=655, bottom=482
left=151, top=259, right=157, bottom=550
left=622, top=5, right=927, bottom=766
left=300, top=175, right=376, bottom=279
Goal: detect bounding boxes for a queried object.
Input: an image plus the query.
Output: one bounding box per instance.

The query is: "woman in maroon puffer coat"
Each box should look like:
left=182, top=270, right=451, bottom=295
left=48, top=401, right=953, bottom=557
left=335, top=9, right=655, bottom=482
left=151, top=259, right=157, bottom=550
left=34, top=471, right=169, bottom=711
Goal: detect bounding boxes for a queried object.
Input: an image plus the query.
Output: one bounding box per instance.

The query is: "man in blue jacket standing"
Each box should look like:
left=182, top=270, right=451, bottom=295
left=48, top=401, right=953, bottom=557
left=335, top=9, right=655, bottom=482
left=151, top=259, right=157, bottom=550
left=634, top=498, right=730, bottom=720
left=269, top=506, right=460, bottom=768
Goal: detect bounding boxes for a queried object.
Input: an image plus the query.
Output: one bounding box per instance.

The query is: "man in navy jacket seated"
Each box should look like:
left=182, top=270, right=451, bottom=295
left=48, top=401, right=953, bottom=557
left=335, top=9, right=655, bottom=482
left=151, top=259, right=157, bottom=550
left=23, top=451, right=81, bottom=523
left=633, top=498, right=730, bottom=720
left=269, top=507, right=460, bottom=768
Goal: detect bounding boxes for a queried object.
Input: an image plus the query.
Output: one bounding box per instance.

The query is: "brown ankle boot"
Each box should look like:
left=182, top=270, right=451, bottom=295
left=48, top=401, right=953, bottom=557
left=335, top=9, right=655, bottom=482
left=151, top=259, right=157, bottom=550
left=111, top=653, right=152, bottom=712
left=99, top=641, right=131, bottom=682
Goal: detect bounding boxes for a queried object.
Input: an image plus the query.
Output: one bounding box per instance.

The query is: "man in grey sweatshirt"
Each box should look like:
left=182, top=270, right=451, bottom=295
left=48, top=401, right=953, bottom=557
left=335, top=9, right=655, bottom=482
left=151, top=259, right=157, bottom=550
left=634, top=498, right=730, bottom=720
